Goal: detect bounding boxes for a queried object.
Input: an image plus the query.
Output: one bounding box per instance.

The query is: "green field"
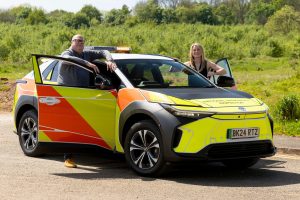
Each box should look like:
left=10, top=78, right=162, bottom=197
left=0, top=23, right=299, bottom=136
left=232, top=57, right=300, bottom=136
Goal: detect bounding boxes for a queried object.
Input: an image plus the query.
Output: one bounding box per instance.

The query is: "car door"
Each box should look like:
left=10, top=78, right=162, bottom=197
left=209, top=58, right=236, bottom=89
left=32, top=55, right=117, bottom=150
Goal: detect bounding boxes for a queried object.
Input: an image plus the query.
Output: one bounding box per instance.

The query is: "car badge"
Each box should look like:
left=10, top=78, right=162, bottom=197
left=238, top=107, right=246, bottom=112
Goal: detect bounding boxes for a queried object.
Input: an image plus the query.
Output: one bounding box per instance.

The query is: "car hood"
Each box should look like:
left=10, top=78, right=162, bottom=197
left=140, top=88, right=263, bottom=108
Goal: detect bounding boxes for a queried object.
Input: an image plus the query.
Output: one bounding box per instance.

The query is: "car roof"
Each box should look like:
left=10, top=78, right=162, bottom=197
left=111, top=53, right=174, bottom=61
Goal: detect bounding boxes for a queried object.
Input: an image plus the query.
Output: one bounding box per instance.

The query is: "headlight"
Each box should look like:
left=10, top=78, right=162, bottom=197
left=161, top=104, right=215, bottom=119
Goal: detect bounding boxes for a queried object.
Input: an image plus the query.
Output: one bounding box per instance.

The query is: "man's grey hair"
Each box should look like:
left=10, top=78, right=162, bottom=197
left=71, top=34, right=84, bottom=41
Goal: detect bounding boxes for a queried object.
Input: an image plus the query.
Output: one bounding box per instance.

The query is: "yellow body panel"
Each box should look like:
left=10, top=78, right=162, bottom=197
left=39, top=131, right=52, bottom=142
left=115, top=106, right=124, bottom=152
left=32, top=56, right=42, bottom=84
left=174, top=115, right=272, bottom=153
left=43, top=81, right=58, bottom=85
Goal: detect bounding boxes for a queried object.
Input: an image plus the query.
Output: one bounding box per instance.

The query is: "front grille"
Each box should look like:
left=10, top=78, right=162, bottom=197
left=207, top=141, right=274, bottom=159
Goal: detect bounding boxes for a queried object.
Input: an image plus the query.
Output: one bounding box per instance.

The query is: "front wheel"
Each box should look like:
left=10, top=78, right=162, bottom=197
left=18, top=110, right=43, bottom=156
left=222, top=158, right=259, bottom=169
left=124, top=120, right=166, bottom=176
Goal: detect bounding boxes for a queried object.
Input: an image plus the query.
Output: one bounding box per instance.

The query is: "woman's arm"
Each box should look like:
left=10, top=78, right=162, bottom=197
left=207, top=61, right=226, bottom=76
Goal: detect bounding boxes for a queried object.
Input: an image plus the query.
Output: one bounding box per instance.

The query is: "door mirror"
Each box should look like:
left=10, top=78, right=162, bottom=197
left=95, top=75, right=113, bottom=89
left=217, top=76, right=235, bottom=87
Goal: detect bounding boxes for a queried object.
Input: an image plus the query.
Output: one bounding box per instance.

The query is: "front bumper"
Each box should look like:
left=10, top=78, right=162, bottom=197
left=177, top=140, right=276, bottom=160
left=173, top=114, right=273, bottom=154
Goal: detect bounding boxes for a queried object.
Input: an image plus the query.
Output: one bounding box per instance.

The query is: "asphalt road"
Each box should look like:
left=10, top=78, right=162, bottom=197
left=1, top=113, right=300, bottom=200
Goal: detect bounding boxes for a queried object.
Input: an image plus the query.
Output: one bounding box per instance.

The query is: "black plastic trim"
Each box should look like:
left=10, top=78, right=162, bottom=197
left=14, top=95, right=38, bottom=129
left=177, top=140, right=276, bottom=161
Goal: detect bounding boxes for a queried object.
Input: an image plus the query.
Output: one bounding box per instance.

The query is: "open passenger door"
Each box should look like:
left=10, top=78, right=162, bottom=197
left=32, top=55, right=117, bottom=150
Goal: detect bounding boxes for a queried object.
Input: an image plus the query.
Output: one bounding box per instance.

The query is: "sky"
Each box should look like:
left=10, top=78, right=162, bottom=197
left=0, top=0, right=141, bottom=12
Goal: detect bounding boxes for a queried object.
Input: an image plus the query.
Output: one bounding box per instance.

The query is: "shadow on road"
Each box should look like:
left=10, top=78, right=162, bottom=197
left=162, top=159, right=300, bottom=187
left=43, top=152, right=300, bottom=187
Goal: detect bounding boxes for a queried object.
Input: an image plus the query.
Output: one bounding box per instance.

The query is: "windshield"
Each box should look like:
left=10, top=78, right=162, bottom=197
left=115, top=59, right=214, bottom=88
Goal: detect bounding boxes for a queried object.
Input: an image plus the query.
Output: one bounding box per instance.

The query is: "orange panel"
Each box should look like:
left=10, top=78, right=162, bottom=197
left=117, top=88, right=146, bottom=111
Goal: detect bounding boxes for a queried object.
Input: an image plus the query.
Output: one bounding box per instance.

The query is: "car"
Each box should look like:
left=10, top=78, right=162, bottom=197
left=13, top=47, right=276, bottom=176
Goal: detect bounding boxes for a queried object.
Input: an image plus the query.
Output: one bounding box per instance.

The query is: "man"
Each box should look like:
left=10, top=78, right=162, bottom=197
left=58, top=34, right=116, bottom=87
left=59, top=34, right=117, bottom=168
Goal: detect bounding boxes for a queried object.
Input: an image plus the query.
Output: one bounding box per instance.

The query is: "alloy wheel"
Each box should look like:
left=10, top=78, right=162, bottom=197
left=129, top=129, right=160, bottom=170
left=20, top=117, right=38, bottom=151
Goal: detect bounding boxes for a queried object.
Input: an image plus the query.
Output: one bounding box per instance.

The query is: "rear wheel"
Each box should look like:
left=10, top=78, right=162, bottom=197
left=222, top=158, right=259, bottom=169
left=18, top=110, right=43, bottom=156
left=124, top=120, right=166, bottom=176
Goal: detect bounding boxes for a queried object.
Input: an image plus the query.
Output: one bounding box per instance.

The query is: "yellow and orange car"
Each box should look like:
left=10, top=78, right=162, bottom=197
left=13, top=48, right=276, bottom=176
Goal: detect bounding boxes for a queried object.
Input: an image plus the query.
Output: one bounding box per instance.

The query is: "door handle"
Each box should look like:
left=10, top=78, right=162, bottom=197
left=39, top=97, right=61, bottom=106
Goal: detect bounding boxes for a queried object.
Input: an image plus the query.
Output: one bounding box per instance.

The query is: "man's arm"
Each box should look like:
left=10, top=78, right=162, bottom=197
left=87, top=50, right=113, bottom=61
left=86, top=50, right=117, bottom=72
left=61, top=50, right=89, bottom=65
left=61, top=50, right=99, bottom=73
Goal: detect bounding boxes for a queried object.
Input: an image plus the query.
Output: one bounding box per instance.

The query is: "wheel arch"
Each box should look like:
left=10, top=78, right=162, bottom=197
left=121, top=113, right=157, bottom=147
left=119, top=102, right=163, bottom=148
left=15, top=95, right=38, bottom=132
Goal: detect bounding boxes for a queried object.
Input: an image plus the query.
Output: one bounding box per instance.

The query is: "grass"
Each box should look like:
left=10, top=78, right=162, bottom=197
left=0, top=61, right=31, bottom=80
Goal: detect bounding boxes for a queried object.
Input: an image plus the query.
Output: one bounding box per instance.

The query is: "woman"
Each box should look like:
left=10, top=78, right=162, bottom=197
left=184, top=43, right=226, bottom=78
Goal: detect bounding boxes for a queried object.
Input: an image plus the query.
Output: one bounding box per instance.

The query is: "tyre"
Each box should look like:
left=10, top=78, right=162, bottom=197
left=124, top=120, right=166, bottom=176
left=222, top=158, right=259, bottom=169
left=18, top=110, right=43, bottom=156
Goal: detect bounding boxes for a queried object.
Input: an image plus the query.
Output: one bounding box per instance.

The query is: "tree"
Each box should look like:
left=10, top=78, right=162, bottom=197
left=104, top=5, right=131, bottom=26
left=0, top=10, right=16, bottom=23
left=26, top=8, right=48, bottom=25
left=175, top=6, right=195, bottom=23
left=175, top=3, right=217, bottom=24
left=65, top=13, right=90, bottom=29
left=134, top=0, right=163, bottom=24
left=194, top=4, right=218, bottom=24
left=214, top=4, right=235, bottom=24
left=48, top=10, right=74, bottom=24
left=246, top=0, right=275, bottom=24
left=79, top=5, right=102, bottom=23
left=265, top=5, right=300, bottom=34
left=162, top=8, right=179, bottom=23
left=10, top=5, right=32, bottom=23
left=221, top=0, right=251, bottom=24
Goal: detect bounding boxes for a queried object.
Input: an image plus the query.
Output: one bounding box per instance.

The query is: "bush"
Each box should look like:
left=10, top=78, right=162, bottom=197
left=265, top=5, right=300, bottom=34
left=276, top=95, right=300, bottom=121
left=0, top=43, right=10, bottom=60
left=267, top=39, right=283, bottom=57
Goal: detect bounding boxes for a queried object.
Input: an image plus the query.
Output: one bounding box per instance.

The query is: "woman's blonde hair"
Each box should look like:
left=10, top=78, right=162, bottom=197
left=189, top=43, right=206, bottom=69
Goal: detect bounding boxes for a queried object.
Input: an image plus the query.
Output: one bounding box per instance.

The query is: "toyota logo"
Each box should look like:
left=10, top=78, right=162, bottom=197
left=238, top=107, right=246, bottom=112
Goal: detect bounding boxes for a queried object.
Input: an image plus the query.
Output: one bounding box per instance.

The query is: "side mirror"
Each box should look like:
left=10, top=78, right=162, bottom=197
left=95, top=75, right=113, bottom=89
left=217, top=76, right=235, bottom=87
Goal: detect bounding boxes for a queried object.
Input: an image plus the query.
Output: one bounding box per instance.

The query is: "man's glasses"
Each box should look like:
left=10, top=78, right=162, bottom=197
left=72, top=39, right=84, bottom=43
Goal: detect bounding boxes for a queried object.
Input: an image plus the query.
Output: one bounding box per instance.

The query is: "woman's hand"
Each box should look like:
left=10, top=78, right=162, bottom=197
left=207, top=70, right=215, bottom=78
